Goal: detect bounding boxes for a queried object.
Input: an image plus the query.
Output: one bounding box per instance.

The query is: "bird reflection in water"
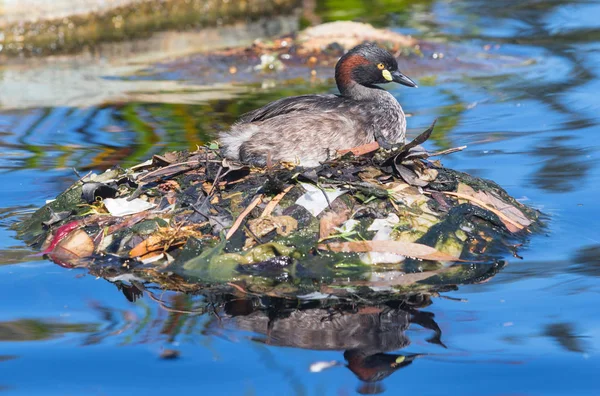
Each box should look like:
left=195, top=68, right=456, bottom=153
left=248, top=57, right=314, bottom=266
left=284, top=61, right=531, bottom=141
left=204, top=293, right=446, bottom=394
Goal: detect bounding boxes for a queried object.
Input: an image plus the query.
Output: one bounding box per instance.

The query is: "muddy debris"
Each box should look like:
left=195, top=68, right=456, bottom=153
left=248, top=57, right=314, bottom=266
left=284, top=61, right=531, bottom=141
left=16, top=121, right=541, bottom=298
left=154, top=21, right=426, bottom=84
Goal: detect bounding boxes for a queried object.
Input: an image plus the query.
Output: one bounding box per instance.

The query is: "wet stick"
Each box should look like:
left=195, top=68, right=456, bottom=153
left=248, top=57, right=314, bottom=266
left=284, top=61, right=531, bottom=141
left=226, top=195, right=263, bottom=240
left=427, top=146, right=467, bottom=157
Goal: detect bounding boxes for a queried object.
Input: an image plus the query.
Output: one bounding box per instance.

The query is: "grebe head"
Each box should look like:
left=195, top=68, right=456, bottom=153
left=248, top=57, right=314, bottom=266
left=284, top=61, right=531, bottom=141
left=335, top=43, right=417, bottom=95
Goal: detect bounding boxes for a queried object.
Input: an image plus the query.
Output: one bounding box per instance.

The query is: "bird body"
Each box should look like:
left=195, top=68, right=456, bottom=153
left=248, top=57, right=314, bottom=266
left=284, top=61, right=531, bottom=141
left=220, top=43, right=416, bottom=167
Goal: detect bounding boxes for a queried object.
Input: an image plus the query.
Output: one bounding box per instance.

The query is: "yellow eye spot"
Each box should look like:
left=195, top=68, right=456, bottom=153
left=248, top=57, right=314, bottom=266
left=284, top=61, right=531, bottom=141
left=377, top=63, right=385, bottom=70
left=382, top=69, right=393, bottom=81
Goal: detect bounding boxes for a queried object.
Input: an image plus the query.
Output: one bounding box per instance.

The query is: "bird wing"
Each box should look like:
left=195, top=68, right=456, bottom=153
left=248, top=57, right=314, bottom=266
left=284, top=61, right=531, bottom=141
left=237, top=94, right=342, bottom=123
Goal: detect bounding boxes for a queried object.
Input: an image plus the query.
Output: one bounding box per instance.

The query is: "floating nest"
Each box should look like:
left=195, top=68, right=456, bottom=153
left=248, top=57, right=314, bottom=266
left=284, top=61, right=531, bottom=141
left=16, top=121, right=541, bottom=299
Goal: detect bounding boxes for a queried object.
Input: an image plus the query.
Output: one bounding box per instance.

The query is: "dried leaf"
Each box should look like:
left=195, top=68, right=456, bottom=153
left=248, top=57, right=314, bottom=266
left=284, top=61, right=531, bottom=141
left=319, top=209, right=350, bottom=240
left=42, top=220, right=84, bottom=254
left=247, top=215, right=298, bottom=239
left=358, top=167, right=384, bottom=181
left=202, top=181, right=213, bottom=195
left=130, top=234, right=165, bottom=258
left=455, top=184, right=531, bottom=231
left=403, top=119, right=437, bottom=152
left=49, top=229, right=95, bottom=265
left=379, top=120, right=438, bottom=173
left=403, top=145, right=430, bottom=160
left=318, top=240, right=460, bottom=262
left=158, top=180, right=180, bottom=192
left=412, top=163, right=438, bottom=182
left=395, top=164, right=429, bottom=187
left=130, top=226, right=202, bottom=258
left=385, top=182, right=427, bottom=207
left=153, top=154, right=176, bottom=166
left=474, top=191, right=531, bottom=227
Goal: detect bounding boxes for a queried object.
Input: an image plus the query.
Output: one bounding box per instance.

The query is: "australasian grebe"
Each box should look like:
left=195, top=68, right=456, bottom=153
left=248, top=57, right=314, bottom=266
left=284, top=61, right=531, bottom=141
left=220, top=43, right=417, bottom=167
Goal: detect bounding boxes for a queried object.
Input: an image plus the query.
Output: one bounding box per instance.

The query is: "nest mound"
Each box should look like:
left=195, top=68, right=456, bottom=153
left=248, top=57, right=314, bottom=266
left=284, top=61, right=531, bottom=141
left=16, top=121, right=540, bottom=298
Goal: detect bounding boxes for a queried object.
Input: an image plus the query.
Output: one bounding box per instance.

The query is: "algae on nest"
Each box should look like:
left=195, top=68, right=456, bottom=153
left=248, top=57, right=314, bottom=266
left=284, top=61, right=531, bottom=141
left=15, top=121, right=541, bottom=299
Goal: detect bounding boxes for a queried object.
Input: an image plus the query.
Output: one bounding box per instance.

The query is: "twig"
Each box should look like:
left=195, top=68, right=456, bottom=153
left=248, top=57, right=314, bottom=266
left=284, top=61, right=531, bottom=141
left=243, top=224, right=264, bottom=245
left=193, top=165, right=224, bottom=214
left=127, top=184, right=146, bottom=201
left=205, top=151, right=210, bottom=180
left=437, top=294, right=468, bottom=303
left=260, top=185, right=294, bottom=218
left=226, top=195, right=263, bottom=239
left=427, top=146, right=467, bottom=157
left=315, top=184, right=332, bottom=210
left=218, top=176, right=248, bottom=187
left=389, top=198, right=404, bottom=214
left=73, top=168, right=93, bottom=184
left=207, top=166, right=224, bottom=197
left=137, top=160, right=202, bottom=182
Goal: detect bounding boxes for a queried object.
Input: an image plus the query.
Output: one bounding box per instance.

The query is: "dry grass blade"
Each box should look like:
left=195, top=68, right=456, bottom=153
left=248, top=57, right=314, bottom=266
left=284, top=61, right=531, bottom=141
left=226, top=195, right=263, bottom=240
left=318, top=240, right=460, bottom=262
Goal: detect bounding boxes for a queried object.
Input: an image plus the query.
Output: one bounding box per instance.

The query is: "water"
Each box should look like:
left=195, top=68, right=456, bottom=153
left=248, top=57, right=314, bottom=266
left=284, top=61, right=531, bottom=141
left=1, top=0, right=600, bottom=394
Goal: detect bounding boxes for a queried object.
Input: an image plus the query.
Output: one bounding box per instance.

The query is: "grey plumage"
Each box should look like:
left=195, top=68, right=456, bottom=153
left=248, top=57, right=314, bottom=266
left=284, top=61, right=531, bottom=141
left=220, top=43, right=414, bottom=167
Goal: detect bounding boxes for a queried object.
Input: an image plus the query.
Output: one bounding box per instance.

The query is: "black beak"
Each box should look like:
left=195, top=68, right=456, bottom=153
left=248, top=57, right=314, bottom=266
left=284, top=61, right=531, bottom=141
left=392, top=70, right=418, bottom=88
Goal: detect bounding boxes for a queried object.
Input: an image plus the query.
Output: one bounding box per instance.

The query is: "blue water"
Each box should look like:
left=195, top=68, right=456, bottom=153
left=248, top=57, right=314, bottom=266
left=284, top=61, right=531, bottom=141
left=1, top=1, right=600, bottom=394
